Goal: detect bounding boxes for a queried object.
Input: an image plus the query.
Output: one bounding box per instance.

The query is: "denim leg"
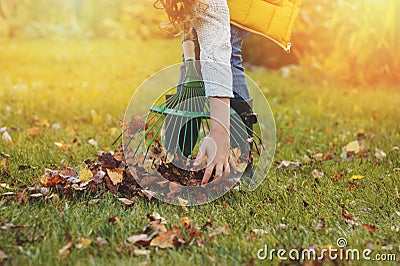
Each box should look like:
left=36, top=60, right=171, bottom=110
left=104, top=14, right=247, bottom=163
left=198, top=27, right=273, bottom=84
left=230, top=24, right=251, bottom=101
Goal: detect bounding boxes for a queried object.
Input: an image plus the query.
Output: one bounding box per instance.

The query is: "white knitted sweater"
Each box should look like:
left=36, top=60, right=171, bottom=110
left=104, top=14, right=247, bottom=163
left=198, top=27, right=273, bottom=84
left=193, top=0, right=233, bottom=98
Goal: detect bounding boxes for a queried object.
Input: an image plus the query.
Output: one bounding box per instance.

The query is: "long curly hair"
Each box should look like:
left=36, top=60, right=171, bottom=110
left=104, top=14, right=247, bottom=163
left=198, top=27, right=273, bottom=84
left=154, top=0, right=207, bottom=33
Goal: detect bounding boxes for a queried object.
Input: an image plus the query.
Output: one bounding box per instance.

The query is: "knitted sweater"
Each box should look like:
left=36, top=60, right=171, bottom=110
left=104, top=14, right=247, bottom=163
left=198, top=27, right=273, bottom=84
left=193, top=0, right=233, bottom=98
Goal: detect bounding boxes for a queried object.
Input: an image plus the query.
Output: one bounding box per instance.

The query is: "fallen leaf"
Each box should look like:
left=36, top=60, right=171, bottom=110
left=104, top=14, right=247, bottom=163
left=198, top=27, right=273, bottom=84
left=332, top=173, right=344, bottom=182
left=312, top=153, right=324, bottom=160
left=133, top=249, right=151, bottom=257
left=0, top=182, right=10, bottom=189
left=207, top=224, right=230, bottom=240
left=277, top=160, right=300, bottom=171
left=58, top=235, right=73, bottom=260
left=118, top=198, right=134, bottom=206
left=87, top=138, right=98, bottom=147
left=148, top=212, right=166, bottom=223
left=28, top=127, right=40, bottom=138
left=350, top=175, right=364, bottom=180
left=189, top=226, right=201, bottom=237
left=348, top=182, right=359, bottom=189
left=2, top=132, right=12, bottom=144
left=250, top=229, right=268, bottom=236
left=98, top=152, right=117, bottom=169
left=346, top=141, right=360, bottom=153
left=113, top=145, right=124, bottom=162
left=150, top=227, right=183, bottom=249
left=127, top=234, right=149, bottom=245
left=148, top=220, right=168, bottom=233
left=1, top=222, right=15, bottom=230
left=54, top=142, right=71, bottom=151
left=107, top=168, right=123, bottom=185
left=342, top=210, right=353, bottom=220
left=363, top=224, right=377, bottom=233
left=96, top=237, right=108, bottom=246
left=87, top=199, right=100, bottom=205
left=375, top=148, right=386, bottom=160
left=312, top=169, right=324, bottom=179
left=78, top=168, right=93, bottom=182
left=30, top=193, right=44, bottom=198
left=179, top=217, right=191, bottom=229
left=76, top=237, right=92, bottom=249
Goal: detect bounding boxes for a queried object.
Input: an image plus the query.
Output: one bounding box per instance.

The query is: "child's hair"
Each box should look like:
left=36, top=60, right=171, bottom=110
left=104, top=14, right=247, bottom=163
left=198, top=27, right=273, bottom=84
left=154, top=0, right=207, bottom=32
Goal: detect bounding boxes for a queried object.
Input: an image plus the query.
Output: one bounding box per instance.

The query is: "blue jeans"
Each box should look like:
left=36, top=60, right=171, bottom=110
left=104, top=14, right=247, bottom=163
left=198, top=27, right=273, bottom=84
left=179, top=24, right=251, bottom=101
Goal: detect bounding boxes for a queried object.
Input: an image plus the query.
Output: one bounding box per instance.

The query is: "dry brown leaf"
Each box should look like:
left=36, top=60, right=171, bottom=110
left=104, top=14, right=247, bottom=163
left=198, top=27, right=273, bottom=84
left=311, top=169, right=324, bottom=179
left=375, top=148, right=386, bottom=160
left=96, top=237, right=108, bottom=246
left=118, top=198, right=134, bottom=206
left=332, top=173, right=344, bottom=182
left=28, top=127, right=40, bottom=138
left=149, top=221, right=167, bottom=233
left=342, top=210, right=353, bottom=220
left=113, top=145, right=124, bottom=162
left=127, top=234, right=149, bottom=245
left=207, top=224, right=230, bottom=240
left=363, top=224, right=377, bottom=233
left=107, top=168, right=123, bottom=185
left=133, top=249, right=151, bottom=257
left=150, top=226, right=183, bottom=249
left=59, top=167, right=78, bottom=179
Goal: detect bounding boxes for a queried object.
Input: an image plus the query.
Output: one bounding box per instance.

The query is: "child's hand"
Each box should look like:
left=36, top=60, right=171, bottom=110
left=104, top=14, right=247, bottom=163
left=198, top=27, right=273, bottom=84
left=193, top=97, right=237, bottom=184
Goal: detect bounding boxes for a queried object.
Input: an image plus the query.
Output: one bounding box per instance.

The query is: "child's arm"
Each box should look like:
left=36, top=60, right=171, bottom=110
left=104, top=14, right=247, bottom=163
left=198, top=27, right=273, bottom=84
left=194, top=97, right=236, bottom=184
left=192, top=0, right=235, bottom=183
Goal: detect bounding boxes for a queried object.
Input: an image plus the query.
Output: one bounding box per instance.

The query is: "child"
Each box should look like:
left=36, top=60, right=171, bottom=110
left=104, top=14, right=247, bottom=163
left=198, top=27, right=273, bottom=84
left=155, top=0, right=237, bottom=184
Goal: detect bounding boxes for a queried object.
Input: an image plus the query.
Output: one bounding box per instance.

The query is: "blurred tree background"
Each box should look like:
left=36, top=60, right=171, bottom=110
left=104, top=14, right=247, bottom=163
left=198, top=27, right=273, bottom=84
left=0, top=0, right=399, bottom=85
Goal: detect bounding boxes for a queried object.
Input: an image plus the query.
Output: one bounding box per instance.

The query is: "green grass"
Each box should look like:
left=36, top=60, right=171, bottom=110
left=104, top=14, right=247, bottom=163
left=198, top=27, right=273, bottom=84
left=0, top=38, right=400, bottom=265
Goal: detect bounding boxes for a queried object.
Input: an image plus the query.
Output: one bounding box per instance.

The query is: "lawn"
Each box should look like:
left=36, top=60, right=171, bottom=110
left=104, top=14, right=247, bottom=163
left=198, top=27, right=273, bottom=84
left=0, top=38, right=399, bottom=265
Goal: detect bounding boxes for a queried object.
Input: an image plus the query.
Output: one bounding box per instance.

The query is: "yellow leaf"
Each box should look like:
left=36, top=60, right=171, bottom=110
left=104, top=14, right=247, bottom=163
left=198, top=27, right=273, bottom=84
left=107, top=168, right=123, bottom=185
left=179, top=217, right=191, bottom=228
left=350, top=175, right=364, bottom=180
left=77, top=237, right=91, bottom=249
left=0, top=182, right=10, bottom=189
left=78, top=168, right=93, bottom=182
left=28, top=127, right=40, bottom=138
left=346, top=141, right=360, bottom=153
left=0, top=160, right=7, bottom=168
